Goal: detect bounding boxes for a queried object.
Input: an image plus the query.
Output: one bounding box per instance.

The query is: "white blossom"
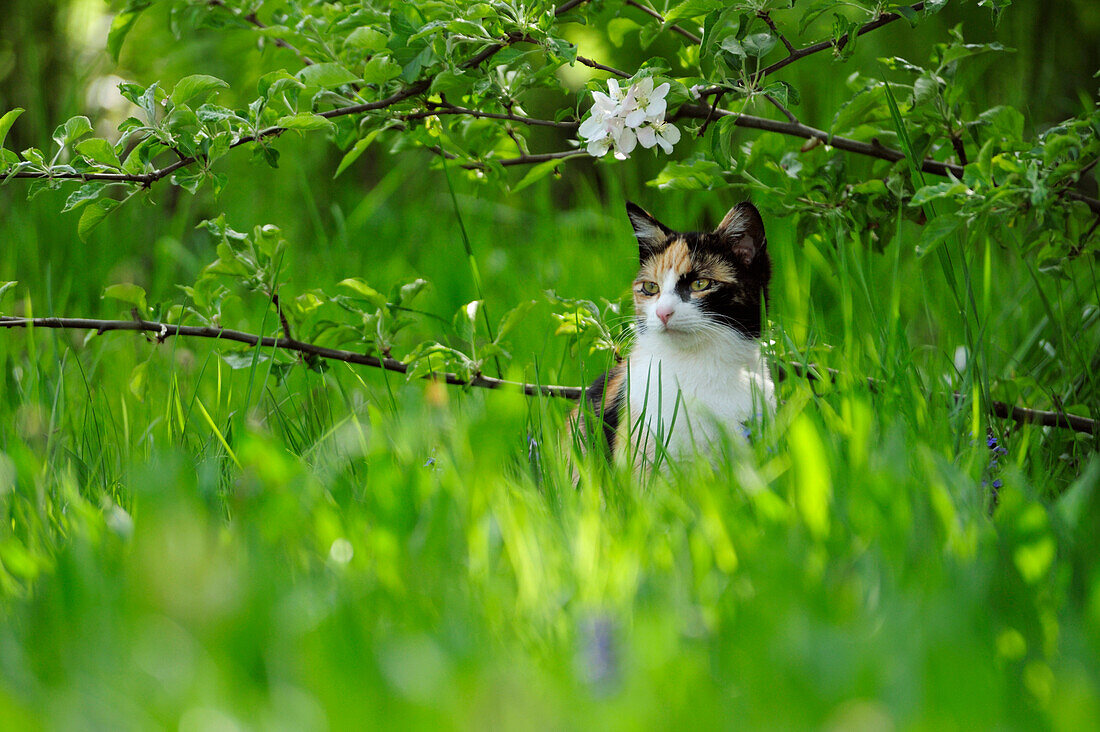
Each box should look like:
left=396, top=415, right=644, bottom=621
left=578, top=76, right=681, bottom=159
left=636, top=119, right=681, bottom=154
left=623, top=77, right=670, bottom=128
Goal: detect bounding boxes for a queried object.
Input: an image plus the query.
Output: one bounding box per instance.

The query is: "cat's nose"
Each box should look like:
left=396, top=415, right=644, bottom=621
left=656, top=304, right=674, bottom=324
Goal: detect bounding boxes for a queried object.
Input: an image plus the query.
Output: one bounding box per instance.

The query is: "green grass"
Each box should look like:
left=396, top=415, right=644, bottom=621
left=1, top=159, right=1098, bottom=728
left=2, top=2, right=1100, bottom=728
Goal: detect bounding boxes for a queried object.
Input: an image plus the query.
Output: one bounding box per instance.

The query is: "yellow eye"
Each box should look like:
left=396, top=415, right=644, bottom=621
left=690, top=278, right=712, bottom=292
left=638, top=281, right=659, bottom=295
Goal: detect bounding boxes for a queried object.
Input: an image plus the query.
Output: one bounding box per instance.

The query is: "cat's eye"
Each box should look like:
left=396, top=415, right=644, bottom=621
left=690, top=278, right=712, bottom=292
left=638, top=281, right=659, bottom=295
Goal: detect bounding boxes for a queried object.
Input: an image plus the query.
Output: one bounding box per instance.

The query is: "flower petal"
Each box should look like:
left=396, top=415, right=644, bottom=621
left=659, top=122, right=681, bottom=145
left=587, top=138, right=610, bottom=157
left=624, top=109, right=647, bottom=128
left=636, top=125, right=657, bottom=148
left=578, top=116, right=601, bottom=138
left=618, top=127, right=637, bottom=153
left=646, top=98, right=667, bottom=119
left=652, top=82, right=670, bottom=100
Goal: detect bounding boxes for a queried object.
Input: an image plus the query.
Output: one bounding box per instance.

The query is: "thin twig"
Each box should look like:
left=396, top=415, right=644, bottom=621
left=206, top=0, right=316, bottom=66
left=0, top=316, right=583, bottom=399
left=272, top=292, right=293, bottom=340
left=9, top=96, right=1100, bottom=216
left=464, top=149, right=587, bottom=169
left=757, top=10, right=795, bottom=55
left=773, top=361, right=1096, bottom=434
left=625, top=0, right=702, bottom=44
left=675, top=103, right=1100, bottom=215
left=576, top=55, right=630, bottom=78
left=696, top=90, right=725, bottom=138
left=695, top=2, right=928, bottom=97
left=1, top=315, right=1093, bottom=434
left=762, top=93, right=798, bottom=124
left=413, top=103, right=579, bottom=130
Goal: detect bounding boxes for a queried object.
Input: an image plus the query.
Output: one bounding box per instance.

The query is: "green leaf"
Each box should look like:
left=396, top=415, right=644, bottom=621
left=940, top=41, right=1011, bottom=67
left=258, top=69, right=305, bottom=99
left=741, top=33, right=777, bottom=58
left=334, top=129, right=380, bottom=178
left=665, top=0, right=725, bottom=23
left=170, top=74, right=229, bottom=107
left=510, top=158, right=565, bottom=194
left=916, top=213, right=963, bottom=258
left=453, top=300, right=480, bottom=342
left=720, top=36, right=746, bottom=58
left=889, top=3, right=920, bottom=25
left=0, top=108, right=24, bottom=151
left=362, top=56, right=403, bottom=85
left=103, top=282, right=148, bottom=311
left=0, top=280, right=17, bottom=305
left=52, top=116, right=93, bottom=149
left=171, top=170, right=206, bottom=194
left=429, top=69, right=471, bottom=96
left=762, top=81, right=799, bottom=109
left=977, top=105, right=1024, bottom=141
left=607, top=17, right=641, bottom=47
left=911, top=180, right=967, bottom=207
left=405, top=343, right=475, bottom=383
left=297, top=63, right=360, bottom=88
left=396, top=278, right=429, bottom=306
left=75, top=138, right=122, bottom=169
left=495, top=300, right=536, bottom=343
left=650, top=157, right=727, bottom=190
left=78, top=199, right=120, bottom=242
left=276, top=113, right=336, bottom=132
left=62, top=182, right=110, bottom=212
left=129, top=361, right=149, bottom=402
left=107, top=2, right=150, bottom=61
left=798, top=0, right=839, bottom=34
left=345, top=27, right=388, bottom=52
left=338, top=278, right=388, bottom=308
left=254, top=143, right=280, bottom=168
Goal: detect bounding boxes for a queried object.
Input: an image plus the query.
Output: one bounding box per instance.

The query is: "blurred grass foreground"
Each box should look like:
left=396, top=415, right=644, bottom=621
left=1, top=0, right=1100, bottom=729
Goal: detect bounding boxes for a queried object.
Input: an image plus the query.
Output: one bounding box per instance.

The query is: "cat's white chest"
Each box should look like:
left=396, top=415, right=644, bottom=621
left=625, top=333, right=774, bottom=462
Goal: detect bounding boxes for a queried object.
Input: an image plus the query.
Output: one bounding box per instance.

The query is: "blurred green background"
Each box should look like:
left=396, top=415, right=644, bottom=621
left=1, top=0, right=1099, bottom=729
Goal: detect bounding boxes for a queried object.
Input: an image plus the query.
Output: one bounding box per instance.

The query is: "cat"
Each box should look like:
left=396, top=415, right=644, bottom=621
left=575, top=201, right=775, bottom=469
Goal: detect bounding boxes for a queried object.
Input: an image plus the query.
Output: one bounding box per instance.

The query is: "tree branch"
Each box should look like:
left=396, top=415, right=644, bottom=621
left=576, top=55, right=630, bottom=78
left=206, top=0, right=316, bottom=66
left=414, top=102, right=580, bottom=130
left=624, top=0, right=702, bottom=45
left=676, top=103, right=1100, bottom=215
left=757, top=10, right=795, bottom=55
left=0, top=315, right=583, bottom=399
left=762, top=93, right=799, bottom=124
left=0, top=315, right=1092, bottom=434
left=3, top=0, right=589, bottom=189
left=773, top=361, right=1096, bottom=434
left=696, top=2, right=928, bottom=98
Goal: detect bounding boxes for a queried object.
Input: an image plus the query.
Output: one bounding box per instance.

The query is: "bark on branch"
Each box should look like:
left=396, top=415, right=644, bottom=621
left=0, top=316, right=1093, bottom=434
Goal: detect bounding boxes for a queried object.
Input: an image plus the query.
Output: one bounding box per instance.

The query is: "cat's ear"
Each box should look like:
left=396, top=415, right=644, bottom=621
left=716, top=201, right=766, bottom=266
left=626, top=202, right=672, bottom=259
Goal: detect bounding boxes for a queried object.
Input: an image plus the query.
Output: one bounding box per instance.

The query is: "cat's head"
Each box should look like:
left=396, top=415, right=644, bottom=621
left=626, top=201, right=770, bottom=341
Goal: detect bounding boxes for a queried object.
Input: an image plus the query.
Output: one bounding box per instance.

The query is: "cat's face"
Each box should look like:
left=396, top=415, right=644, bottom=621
left=627, top=202, right=771, bottom=342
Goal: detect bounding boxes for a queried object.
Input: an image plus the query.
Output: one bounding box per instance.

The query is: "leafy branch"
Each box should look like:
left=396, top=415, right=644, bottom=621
left=0, top=315, right=1092, bottom=435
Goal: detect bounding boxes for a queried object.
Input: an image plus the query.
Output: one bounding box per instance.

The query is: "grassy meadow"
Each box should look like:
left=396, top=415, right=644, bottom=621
left=1, top=1, right=1099, bottom=729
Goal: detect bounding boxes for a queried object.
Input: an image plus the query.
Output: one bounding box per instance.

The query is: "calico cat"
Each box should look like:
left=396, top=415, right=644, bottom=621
left=577, top=201, right=775, bottom=467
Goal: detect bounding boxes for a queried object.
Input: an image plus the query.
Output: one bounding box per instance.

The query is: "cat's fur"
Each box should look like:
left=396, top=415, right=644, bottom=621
left=576, top=201, right=775, bottom=467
